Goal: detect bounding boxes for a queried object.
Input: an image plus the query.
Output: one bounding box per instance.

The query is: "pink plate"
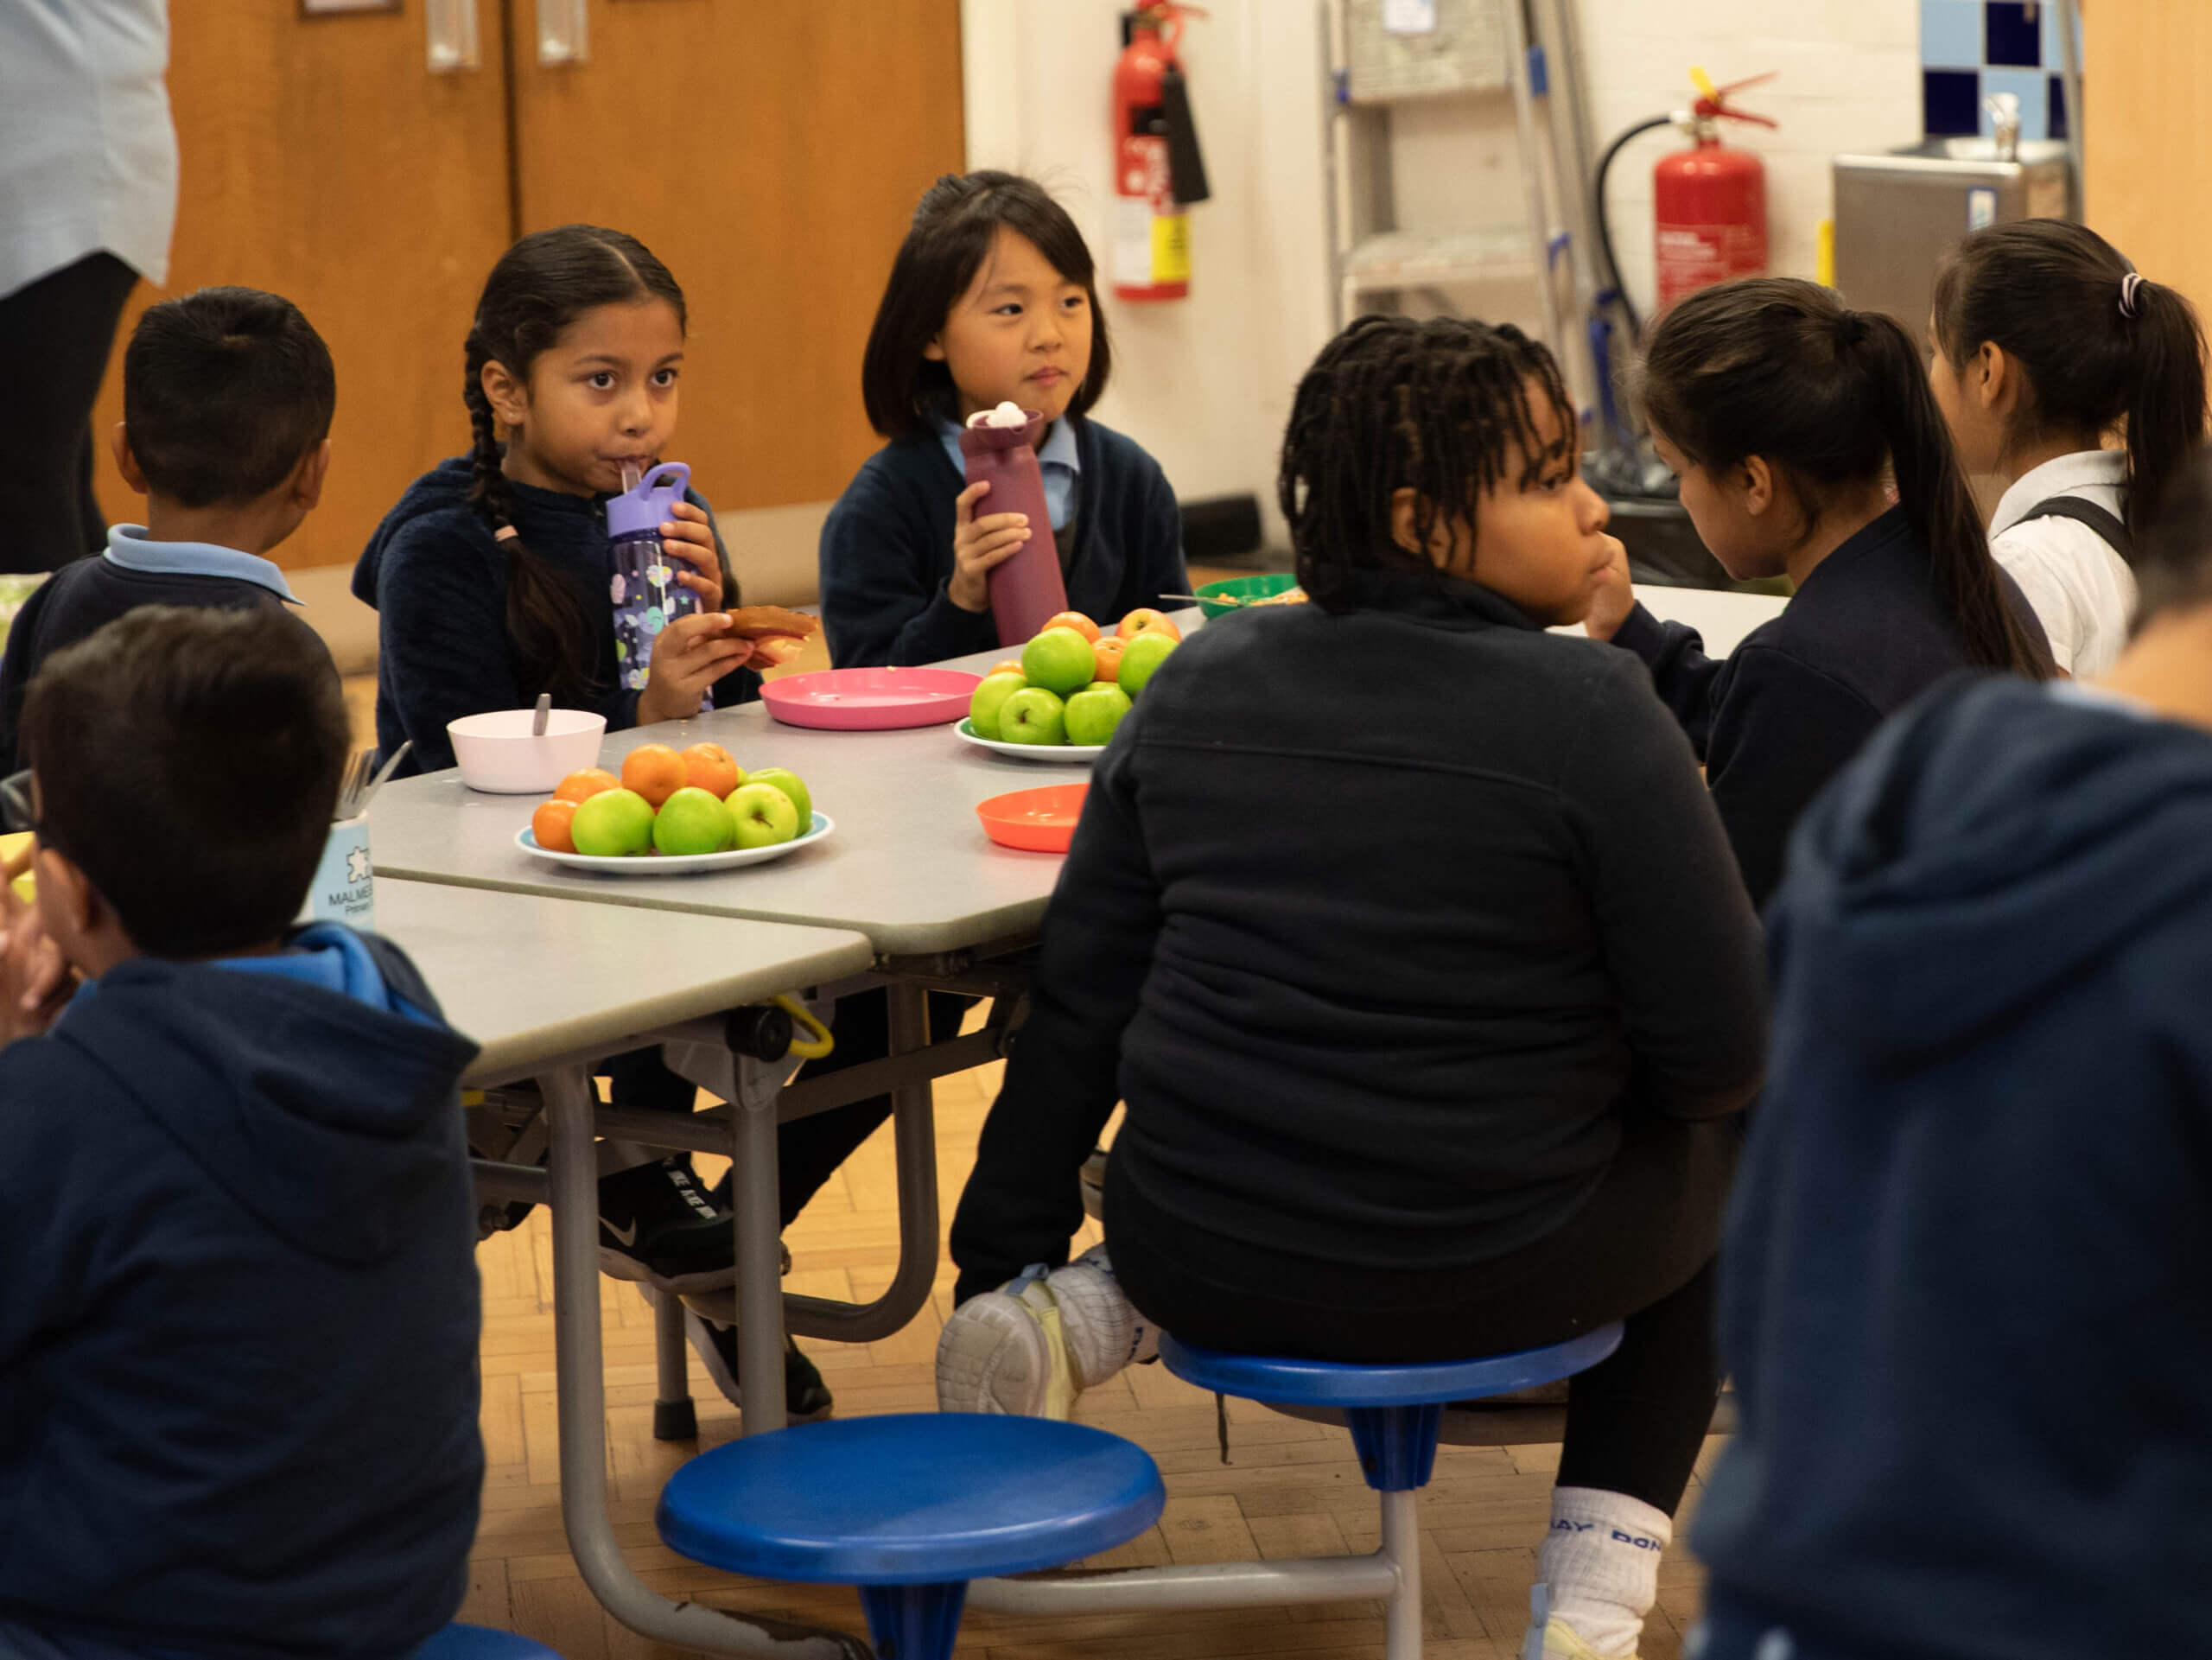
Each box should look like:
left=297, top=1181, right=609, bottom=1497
left=760, top=667, right=982, bottom=731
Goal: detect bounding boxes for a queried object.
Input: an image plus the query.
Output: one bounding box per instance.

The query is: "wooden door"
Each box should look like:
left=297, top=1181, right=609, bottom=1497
left=509, top=0, right=966, bottom=512
left=2083, top=0, right=2212, bottom=311
left=91, top=4, right=517, bottom=570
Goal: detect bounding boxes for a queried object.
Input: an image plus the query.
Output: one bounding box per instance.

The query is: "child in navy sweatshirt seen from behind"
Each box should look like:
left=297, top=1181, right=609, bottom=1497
left=820, top=171, right=1187, bottom=668
left=0, top=286, right=336, bottom=774
left=0, top=606, right=482, bottom=1659
left=1584, top=277, right=2051, bottom=907
left=1689, top=446, right=2212, bottom=1660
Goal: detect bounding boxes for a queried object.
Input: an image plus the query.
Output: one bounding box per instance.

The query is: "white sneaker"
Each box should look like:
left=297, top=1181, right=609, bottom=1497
left=935, top=1246, right=1148, bottom=1417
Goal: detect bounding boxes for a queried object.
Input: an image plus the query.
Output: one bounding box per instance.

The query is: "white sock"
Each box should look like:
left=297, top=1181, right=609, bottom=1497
left=1531, top=1485, right=1672, bottom=1657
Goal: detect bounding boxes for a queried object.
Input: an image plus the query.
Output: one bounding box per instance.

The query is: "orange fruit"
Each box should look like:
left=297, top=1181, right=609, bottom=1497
left=554, top=767, right=620, bottom=805
left=531, top=798, right=579, bottom=853
left=1041, top=609, right=1101, bottom=643
left=681, top=741, right=742, bottom=798
left=621, top=743, right=689, bottom=810
left=989, top=659, right=1025, bottom=677
left=1118, top=607, right=1182, bottom=643
left=1092, top=634, right=1127, bottom=683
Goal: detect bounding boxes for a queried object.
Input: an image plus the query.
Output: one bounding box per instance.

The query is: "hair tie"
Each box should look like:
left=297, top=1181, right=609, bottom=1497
left=493, top=524, right=519, bottom=543
left=2120, top=271, right=2145, bottom=319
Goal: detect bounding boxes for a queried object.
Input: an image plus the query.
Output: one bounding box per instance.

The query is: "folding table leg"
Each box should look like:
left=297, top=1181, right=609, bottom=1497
left=652, top=1289, right=696, bottom=1441
left=732, top=1085, right=787, bottom=1434
left=541, top=1065, right=868, bottom=1657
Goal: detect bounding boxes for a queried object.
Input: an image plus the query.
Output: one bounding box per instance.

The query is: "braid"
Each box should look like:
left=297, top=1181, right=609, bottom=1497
left=462, top=327, right=597, bottom=703
left=1280, top=315, right=1573, bottom=612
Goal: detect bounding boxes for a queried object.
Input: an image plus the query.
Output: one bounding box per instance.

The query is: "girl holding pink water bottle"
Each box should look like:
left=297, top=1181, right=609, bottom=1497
left=821, top=171, right=1189, bottom=668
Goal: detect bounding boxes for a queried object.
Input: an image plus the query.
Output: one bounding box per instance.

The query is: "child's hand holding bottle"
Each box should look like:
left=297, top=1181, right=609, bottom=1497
left=949, top=479, right=1033, bottom=613
left=657, top=499, right=725, bottom=608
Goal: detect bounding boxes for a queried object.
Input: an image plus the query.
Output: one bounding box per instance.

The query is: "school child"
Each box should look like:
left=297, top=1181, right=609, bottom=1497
left=1686, top=446, right=2212, bottom=1660
left=0, top=285, right=336, bottom=773
left=819, top=170, right=1188, bottom=669
left=352, top=226, right=855, bottom=1421
left=1584, top=277, right=2051, bottom=908
left=938, top=315, right=1768, bottom=1660
left=0, top=605, right=482, bottom=1657
left=1929, top=218, right=2207, bottom=677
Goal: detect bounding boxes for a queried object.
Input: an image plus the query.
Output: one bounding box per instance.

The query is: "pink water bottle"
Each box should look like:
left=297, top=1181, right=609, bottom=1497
left=960, top=402, right=1067, bottom=646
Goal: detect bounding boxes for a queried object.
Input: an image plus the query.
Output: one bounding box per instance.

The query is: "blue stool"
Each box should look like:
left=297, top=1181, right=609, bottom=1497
left=414, top=1624, right=564, bottom=1659
left=656, top=1412, right=1164, bottom=1659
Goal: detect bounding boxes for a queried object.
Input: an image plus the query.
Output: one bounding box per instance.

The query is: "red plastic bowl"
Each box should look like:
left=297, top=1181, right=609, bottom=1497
left=760, top=666, right=982, bottom=730
left=976, top=782, right=1089, bottom=854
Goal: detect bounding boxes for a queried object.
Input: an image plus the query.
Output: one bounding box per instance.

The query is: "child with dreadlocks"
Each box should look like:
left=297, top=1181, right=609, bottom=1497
left=938, top=315, right=1767, bottom=1660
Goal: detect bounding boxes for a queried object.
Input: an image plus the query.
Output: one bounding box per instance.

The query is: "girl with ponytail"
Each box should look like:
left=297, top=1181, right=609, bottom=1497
left=354, top=224, right=753, bottom=779
left=1930, top=219, right=2208, bottom=676
left=1585, top=276, right=2051, bottom=908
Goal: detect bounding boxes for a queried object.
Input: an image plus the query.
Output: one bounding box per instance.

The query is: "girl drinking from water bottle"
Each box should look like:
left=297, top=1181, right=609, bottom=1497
left=820, top=171, right=1188, bottom=668
left=353, top=226, right=858, bottom=1423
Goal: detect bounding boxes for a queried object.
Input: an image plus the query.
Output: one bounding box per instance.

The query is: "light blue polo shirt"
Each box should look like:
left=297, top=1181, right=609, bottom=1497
left=105, top=524, right=298, bottom=601
left=938, top=417, right=1082, bottom=531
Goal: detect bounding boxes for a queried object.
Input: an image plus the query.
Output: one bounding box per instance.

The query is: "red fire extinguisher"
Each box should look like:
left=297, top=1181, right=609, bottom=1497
left=1114, top=3, right=1211, bottom=302
left=1652, top=68, right=1775, bottom=312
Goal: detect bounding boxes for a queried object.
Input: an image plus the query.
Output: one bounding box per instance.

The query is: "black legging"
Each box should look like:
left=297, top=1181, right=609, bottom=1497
left=0, top=253, right=140, bottom=574
left=1107, top=1111, right=1738, bottom=1515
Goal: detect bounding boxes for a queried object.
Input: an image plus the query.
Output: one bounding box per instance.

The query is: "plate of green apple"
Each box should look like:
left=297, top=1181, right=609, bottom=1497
left=517, top=800, right=835, bottom=874
left=958, top=620, right=1176, bottom=760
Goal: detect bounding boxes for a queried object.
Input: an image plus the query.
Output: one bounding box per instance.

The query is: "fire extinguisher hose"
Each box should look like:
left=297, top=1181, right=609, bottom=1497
left=1592, top=112, right=1674, bottom=342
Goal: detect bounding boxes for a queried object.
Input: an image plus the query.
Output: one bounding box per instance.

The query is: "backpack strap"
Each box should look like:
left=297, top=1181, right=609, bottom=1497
left=2017, top=495, right=2135, bottom=567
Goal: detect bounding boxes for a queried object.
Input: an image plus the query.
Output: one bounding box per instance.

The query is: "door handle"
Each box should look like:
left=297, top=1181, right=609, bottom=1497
left=537, top=0, right=589, bottom=65
left=425, top=0, right=480, bottom=72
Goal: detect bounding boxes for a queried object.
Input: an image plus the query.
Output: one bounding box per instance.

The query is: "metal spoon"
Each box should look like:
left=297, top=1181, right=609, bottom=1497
left=531, top=691, right=551, bottom=736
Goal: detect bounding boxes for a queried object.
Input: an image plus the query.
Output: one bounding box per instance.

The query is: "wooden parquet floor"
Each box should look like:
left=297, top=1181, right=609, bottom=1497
left=458, top=1047, right=1724, bottom=1658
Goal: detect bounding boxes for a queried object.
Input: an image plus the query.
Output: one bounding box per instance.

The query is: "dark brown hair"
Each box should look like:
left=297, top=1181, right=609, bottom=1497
left=1933, top=219, right=2207, bottom=542
left=860, top=172, right=1112, bottom=442
left=1641, top=277, right=2050, bottom=677
left=124, top=286, right=335, bottom=508
left=2132, top=442, right=2212, bottom=626
left=1278, top=314, right=1574, bottom=613
left=22, top=606, right=347, bottom=957
left=463, top=226, right=710, bottom=703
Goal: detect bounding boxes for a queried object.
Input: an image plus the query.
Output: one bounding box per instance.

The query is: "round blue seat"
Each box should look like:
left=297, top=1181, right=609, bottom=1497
left=413, top=1624, right=564, bottom=1659
left=1160, top=1325, right=1624, bottom=1492
left=658, top=1413, right=1164, bottom=1660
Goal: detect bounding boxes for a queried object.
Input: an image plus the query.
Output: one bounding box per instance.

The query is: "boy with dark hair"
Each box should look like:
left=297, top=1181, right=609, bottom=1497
left=0, top=606, right=484, bottom=1658
left=1689, top=444, right=2212, bottom=1659
left=0, top=284, right=337, bottom=772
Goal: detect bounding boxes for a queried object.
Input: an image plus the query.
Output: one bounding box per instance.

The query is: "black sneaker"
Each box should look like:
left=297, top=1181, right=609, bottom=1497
left=682, top=1306, right=836, bottom=1423
left=596, top=1157, right=738, bottom=1294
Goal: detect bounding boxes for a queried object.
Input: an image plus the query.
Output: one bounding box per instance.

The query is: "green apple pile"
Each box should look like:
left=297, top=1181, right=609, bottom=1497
left=969, top=607, right=1181, bottom=748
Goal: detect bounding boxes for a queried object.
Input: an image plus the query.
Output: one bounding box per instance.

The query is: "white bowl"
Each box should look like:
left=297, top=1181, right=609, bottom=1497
left=447, top=709, right=607, bottom=794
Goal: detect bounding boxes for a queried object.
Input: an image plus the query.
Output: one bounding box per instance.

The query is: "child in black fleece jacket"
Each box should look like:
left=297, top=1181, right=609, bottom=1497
left=940, top=316, right=1766, bottom=1660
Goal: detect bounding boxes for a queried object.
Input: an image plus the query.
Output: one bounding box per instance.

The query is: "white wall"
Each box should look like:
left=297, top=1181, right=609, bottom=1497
left=959, top=0, right=1920, bottom=546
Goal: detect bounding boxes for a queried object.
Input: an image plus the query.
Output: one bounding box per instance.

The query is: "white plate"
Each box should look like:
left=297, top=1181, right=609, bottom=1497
left=954, top=717, right=1107, bottom=763
left=516, top=812, right=834, bottom=874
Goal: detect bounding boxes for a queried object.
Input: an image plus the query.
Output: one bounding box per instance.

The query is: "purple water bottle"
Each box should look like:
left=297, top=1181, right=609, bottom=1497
left=960, top=402, right=1068, bottom=646
left=607, top=461, right=700, bottom=694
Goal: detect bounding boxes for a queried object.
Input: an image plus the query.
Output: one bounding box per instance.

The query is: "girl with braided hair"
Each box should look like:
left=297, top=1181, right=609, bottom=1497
left=941, top=315, right=1765, bottom=1660
left=353, top=226, right=863, bottom=1424
left=1586, top=277, right=2053, bottom=910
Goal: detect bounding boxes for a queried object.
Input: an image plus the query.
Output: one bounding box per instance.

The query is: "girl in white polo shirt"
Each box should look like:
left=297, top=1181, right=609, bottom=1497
left=1929, top=219, right=2206, bottom=677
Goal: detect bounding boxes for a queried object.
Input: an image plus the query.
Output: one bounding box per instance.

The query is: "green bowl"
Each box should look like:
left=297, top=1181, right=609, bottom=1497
left=1195, top=573, right=1300, bottom=619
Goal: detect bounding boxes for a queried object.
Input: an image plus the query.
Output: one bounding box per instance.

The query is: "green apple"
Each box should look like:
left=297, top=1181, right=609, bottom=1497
left=653, top=786, right=736, bottom=855
left=727, top=781, right=800, bottom=848
left=999, top=686, right=1067, bottom=746
left=570, top=786, right=655, bottom=856
left=1084, top=680, right=1119, bottom=694
left=1021, top=626, right=1096, bottom=696
left=743, top=767, right=813, bottom=836
left=1117, top=630, right=1178, bottom=699
left=1065, top=682, right=1132, bottom=747
left=969, top=670, right=1029, bottom=740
